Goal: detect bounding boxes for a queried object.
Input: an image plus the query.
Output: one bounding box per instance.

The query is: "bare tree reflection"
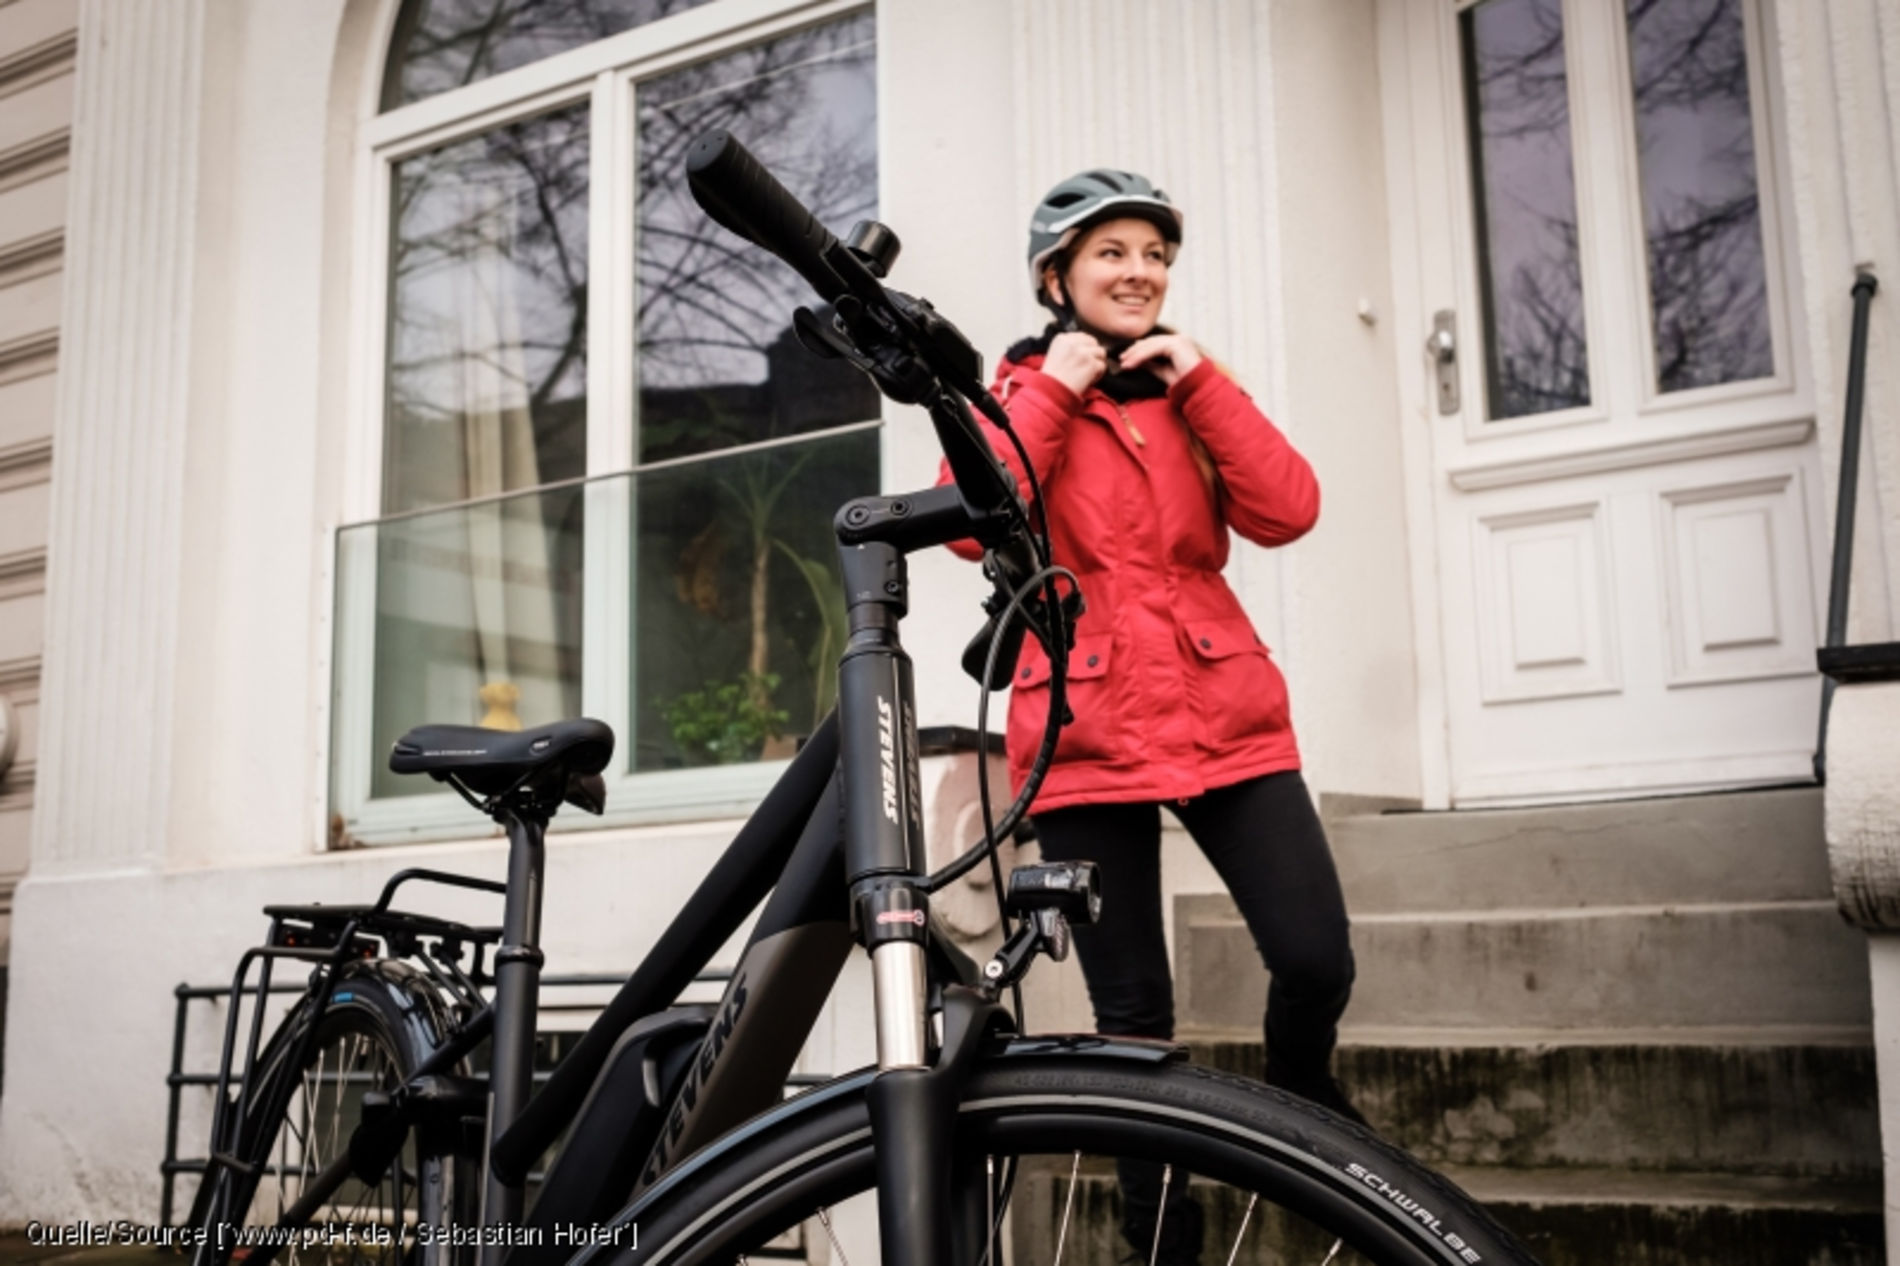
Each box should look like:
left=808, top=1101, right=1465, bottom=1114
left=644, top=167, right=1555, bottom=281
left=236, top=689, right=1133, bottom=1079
left=383, top=0, right=716, bottom=109
left=1465, top=0, right=1592, bottom=419
left=1628, top=0, right=1771, bottom=391
left=636, top=15, right=878, bottom=462
left=629, top=16, right=880, bottom=767
left=385, top=105, right=592, bottom=513
left=1495, top=212, right=1590, bottom=417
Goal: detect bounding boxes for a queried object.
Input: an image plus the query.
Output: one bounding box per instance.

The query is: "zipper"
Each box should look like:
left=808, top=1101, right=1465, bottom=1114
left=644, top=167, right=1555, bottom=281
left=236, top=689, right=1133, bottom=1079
left=1114, top=402, right=1146, bottom=447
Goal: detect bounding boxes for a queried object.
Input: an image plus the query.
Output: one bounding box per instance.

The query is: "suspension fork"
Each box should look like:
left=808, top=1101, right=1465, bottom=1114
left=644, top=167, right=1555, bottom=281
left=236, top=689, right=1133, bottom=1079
left=837, top=531, right=1008, bottom=1266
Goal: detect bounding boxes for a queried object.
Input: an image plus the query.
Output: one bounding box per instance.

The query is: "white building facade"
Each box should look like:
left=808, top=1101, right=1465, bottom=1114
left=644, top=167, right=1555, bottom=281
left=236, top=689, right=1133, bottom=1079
left=0, top=0, right=1895, bottom=1247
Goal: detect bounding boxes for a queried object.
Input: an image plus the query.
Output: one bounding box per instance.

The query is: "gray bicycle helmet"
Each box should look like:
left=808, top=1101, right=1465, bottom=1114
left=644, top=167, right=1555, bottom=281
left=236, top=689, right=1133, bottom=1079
left=1027, top=168, right=1184, bottom=295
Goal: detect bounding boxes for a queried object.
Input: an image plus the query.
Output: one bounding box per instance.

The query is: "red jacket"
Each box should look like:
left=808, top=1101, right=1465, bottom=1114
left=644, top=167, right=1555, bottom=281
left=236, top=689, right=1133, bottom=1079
left=939, top=354, right=1320, bottom=811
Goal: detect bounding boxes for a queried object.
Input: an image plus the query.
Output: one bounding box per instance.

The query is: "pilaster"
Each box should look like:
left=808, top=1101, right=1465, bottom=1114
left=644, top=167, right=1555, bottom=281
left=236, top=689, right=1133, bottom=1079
left=33, top=0, right=205, bottom=871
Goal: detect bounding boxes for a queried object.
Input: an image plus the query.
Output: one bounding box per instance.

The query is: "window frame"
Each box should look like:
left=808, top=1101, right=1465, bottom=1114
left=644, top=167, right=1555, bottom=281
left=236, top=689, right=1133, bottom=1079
left=330, top=0, right=879, bottom=846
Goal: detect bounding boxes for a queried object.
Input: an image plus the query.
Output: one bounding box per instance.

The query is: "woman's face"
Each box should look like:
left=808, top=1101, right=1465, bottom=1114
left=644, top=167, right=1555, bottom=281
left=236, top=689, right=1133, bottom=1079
left=1045, top=217, right=1171, bottom=341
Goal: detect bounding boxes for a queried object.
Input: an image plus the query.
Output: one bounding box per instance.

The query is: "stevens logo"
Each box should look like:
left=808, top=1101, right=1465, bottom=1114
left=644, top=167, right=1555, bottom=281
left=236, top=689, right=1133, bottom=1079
left=877, top=695, right=899, bottom=824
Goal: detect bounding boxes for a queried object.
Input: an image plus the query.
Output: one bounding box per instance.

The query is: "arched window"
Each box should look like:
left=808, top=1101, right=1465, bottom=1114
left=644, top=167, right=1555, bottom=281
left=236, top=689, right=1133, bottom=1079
left=332, top=0, right=879, bottom=844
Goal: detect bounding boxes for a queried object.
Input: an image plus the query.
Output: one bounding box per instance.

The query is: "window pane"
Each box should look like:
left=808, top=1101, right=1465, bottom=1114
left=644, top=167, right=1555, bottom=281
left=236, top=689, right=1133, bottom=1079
left=1628, top=0, right=1772, bottom=392
left=1462, top=0, right=1591, bottom=420
left=631, top=428, right=878, bottom=771
left=635, top=14, right=880, bottom=464
left=355, top=485, right=586, bottom=801
left=382, top=0, right=718, bottom=110
left=385, top=104, right=590, bottom=515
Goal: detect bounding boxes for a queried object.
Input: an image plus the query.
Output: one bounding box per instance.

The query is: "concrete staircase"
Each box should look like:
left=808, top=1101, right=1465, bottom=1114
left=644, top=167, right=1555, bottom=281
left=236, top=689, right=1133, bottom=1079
left=1163, top=787, right=1883, bottom=1265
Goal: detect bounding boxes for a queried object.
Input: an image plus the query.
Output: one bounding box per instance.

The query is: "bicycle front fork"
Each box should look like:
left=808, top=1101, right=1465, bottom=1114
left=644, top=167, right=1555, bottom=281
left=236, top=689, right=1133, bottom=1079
left=835, top=528, right=1005, bottom=1266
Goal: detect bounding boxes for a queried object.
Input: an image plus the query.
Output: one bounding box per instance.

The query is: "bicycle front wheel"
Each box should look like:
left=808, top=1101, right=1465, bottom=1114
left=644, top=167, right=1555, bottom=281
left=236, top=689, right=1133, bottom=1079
left=607, top=1050, right=1540, bottom=1266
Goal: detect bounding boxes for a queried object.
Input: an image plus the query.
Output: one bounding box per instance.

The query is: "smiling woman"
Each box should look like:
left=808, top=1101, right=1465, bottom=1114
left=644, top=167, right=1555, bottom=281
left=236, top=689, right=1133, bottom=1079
left=933, top=170, right=1358, bottom=1265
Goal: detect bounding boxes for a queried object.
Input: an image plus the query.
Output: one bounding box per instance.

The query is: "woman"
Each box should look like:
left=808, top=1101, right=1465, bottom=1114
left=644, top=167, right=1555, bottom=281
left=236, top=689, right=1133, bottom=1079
left=942, top=170, right=1360, bottom=1264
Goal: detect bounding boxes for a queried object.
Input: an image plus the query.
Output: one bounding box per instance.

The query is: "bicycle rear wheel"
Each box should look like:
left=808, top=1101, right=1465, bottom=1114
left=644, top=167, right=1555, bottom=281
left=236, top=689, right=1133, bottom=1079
left=193, top=960, right=476, bottom=1266
left=605, top=1052, right=1540, bottom=1266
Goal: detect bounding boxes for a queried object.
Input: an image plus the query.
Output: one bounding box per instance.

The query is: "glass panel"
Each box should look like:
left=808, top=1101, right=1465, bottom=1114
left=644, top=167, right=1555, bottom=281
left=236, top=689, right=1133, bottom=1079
left=385, top=103, right=591, bottom=516
left=631, top=428, right=877, bottom=771
left=348, top=485, right=586, bottom=801
left=636, top=13, right=880, bottom=464
left=382, top=0, right=719, bottom=110
left=1627, top=0, right=1772, bottom=392
left=1462, top=0, right=1592, bottom=420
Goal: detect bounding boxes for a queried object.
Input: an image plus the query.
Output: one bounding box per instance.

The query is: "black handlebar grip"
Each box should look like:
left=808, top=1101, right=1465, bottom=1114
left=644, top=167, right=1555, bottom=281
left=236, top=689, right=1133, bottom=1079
left=686, top=129, right=848, bottom=302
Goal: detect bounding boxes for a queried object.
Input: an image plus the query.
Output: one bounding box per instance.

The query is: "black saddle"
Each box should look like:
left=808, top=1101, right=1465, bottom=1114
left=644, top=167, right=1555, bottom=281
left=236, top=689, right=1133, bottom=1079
left=390, top=718, right=615, bottom=814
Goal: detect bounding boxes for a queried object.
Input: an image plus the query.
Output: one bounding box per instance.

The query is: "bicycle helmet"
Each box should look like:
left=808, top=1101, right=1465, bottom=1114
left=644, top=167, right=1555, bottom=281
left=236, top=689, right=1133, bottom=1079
left=1027, top=169, right=1184, bottom=297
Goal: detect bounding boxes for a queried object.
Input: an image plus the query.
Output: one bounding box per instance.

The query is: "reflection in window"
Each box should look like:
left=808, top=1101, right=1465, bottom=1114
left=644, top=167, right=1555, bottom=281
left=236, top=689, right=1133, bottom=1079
left=630, top=16, right=880, bottom=768
left=635, top=14, right=880, bottom=463
left=364, top=486, right=586, bottom=800
left=385, top=103, right=590, bottom=515
left=1628, top=0, right=1772, bottom=392
left=382, top=0, right=717, bottom=110
left=632, top=430, right=877, bottom=771
left=1462, top=0, right=1591, bottom=420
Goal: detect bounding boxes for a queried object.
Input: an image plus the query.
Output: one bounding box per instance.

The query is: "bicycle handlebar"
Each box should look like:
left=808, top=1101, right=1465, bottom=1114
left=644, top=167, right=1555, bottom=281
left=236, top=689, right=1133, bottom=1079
left=686, top=129, right=1028, bottom=533
left=686, top=130, right=850, bottom=304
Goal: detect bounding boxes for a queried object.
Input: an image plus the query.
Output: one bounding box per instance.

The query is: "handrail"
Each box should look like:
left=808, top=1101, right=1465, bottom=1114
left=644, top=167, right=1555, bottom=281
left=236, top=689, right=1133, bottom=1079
left=1815, top=270, right=1880, bottom=782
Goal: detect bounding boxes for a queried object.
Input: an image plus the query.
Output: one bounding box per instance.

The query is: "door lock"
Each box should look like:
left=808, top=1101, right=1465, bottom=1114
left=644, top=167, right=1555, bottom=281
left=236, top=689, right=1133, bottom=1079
left=1428, top=310, right=1459, bottom=415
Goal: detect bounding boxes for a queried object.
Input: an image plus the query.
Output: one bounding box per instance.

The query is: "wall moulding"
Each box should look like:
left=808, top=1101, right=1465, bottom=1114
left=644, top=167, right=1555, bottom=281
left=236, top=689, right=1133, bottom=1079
left=1447, top=418, right=1815, bottom=491
left=0, top=547, right=47, bottom=601
left=0, top=229, right=62, bottom=287
left=0, top=334, right=55, bottom=389
left=0, top=438, right=50, bottom=492
left=0, top=127, right=69, bottom=196
left=0, top=653, right=42, bottom=699
left=0, top=30, right=76, bottom=101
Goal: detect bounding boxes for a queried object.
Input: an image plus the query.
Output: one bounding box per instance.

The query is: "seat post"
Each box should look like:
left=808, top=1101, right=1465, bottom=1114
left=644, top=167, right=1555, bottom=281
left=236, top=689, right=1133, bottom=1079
left=482, top=806, right=548, bottom=1254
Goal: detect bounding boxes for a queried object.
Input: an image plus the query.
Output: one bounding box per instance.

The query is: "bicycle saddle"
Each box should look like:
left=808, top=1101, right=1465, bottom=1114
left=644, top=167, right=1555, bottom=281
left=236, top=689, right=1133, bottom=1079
left=389, top=718, right=615, bottom=801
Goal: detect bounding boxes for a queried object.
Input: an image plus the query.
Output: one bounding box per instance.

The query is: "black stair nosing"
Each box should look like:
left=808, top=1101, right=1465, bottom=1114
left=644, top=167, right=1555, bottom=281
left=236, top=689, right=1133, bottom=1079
left=1439, top=1164, right=1882, bottom=1212
left=1181, top=1025, right=1876, bottom=1049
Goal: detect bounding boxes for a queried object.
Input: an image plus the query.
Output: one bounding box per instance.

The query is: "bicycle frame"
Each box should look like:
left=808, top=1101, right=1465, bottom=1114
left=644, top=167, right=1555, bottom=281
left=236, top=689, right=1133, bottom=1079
left=228, top=473, right=1017, bottom=1266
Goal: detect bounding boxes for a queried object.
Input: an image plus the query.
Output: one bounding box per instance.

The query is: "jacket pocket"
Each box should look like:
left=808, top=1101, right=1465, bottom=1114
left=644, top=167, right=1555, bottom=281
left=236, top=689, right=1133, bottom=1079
left=1008, top=632, right=1118, bottom=762
left=1184, top=618, right=1288, bottom=749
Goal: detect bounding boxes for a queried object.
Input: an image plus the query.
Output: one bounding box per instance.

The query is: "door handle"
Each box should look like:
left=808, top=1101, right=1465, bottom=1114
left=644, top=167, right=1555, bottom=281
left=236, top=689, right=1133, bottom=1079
left=1427, top=310, right=1459, bottom=414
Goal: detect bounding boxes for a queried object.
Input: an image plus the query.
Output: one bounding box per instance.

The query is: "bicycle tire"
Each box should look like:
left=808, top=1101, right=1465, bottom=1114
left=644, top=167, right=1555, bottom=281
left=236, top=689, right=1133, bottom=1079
left=192, top=959, right=477, bottom=1266
left=595, top=1052, right=1541, bottom=1266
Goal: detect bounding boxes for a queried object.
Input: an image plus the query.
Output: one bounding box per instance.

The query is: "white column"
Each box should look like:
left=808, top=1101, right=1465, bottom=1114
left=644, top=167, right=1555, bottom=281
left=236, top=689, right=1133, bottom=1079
left=32, top=0, right=205, bottom=871
left=1777, top=0, right=1900, bottom=643
left=1779, top=1, right=1900, bottom=1254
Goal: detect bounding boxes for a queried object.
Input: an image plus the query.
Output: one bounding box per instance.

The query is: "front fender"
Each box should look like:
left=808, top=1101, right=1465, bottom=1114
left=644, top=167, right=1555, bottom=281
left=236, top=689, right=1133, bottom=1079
left=578, top=1032, right=1185, bottom=1264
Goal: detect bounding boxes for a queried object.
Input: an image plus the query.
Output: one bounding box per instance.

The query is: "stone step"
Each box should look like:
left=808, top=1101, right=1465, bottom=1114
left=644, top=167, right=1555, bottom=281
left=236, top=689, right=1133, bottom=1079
left=1185, top=1034, right=1879, bottom=1180
left=1177, top=896, right=1872, bottom=1031
left=1325, top=786, right=1831, bottom=914
left=1450, top=1166, right=1883, bottom=1266
left=1007, top=1158, right=1883, bottom=1266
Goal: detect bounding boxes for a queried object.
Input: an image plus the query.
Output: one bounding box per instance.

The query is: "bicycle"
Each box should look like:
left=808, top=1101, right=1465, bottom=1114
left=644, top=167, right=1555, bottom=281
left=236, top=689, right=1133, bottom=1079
left=183, top=129, right=1542, bottom=1266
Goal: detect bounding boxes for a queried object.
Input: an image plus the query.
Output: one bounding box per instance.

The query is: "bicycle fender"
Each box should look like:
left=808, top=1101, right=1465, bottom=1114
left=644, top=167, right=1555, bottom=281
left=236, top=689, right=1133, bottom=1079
left=571, top=1029, right=1186, bottom=1266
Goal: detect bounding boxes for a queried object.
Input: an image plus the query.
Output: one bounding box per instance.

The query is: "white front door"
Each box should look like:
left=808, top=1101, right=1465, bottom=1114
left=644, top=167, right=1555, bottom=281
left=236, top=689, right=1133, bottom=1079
left=1382, top=0, right=1826, bottom=806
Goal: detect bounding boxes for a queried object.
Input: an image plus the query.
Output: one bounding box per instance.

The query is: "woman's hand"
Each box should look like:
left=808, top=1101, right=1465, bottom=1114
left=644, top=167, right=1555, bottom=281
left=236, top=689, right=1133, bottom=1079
left=1119, top=333, right=1203, bottom=387
left=1042, top=331, right=1109, bottom=397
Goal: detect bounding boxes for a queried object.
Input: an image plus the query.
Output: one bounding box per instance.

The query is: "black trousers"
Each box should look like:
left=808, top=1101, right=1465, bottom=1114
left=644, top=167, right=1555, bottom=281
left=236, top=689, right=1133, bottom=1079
left=1032, top=768, right=1355, bottom=1078
left=1033, top=770, right=1356, bottom=1263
